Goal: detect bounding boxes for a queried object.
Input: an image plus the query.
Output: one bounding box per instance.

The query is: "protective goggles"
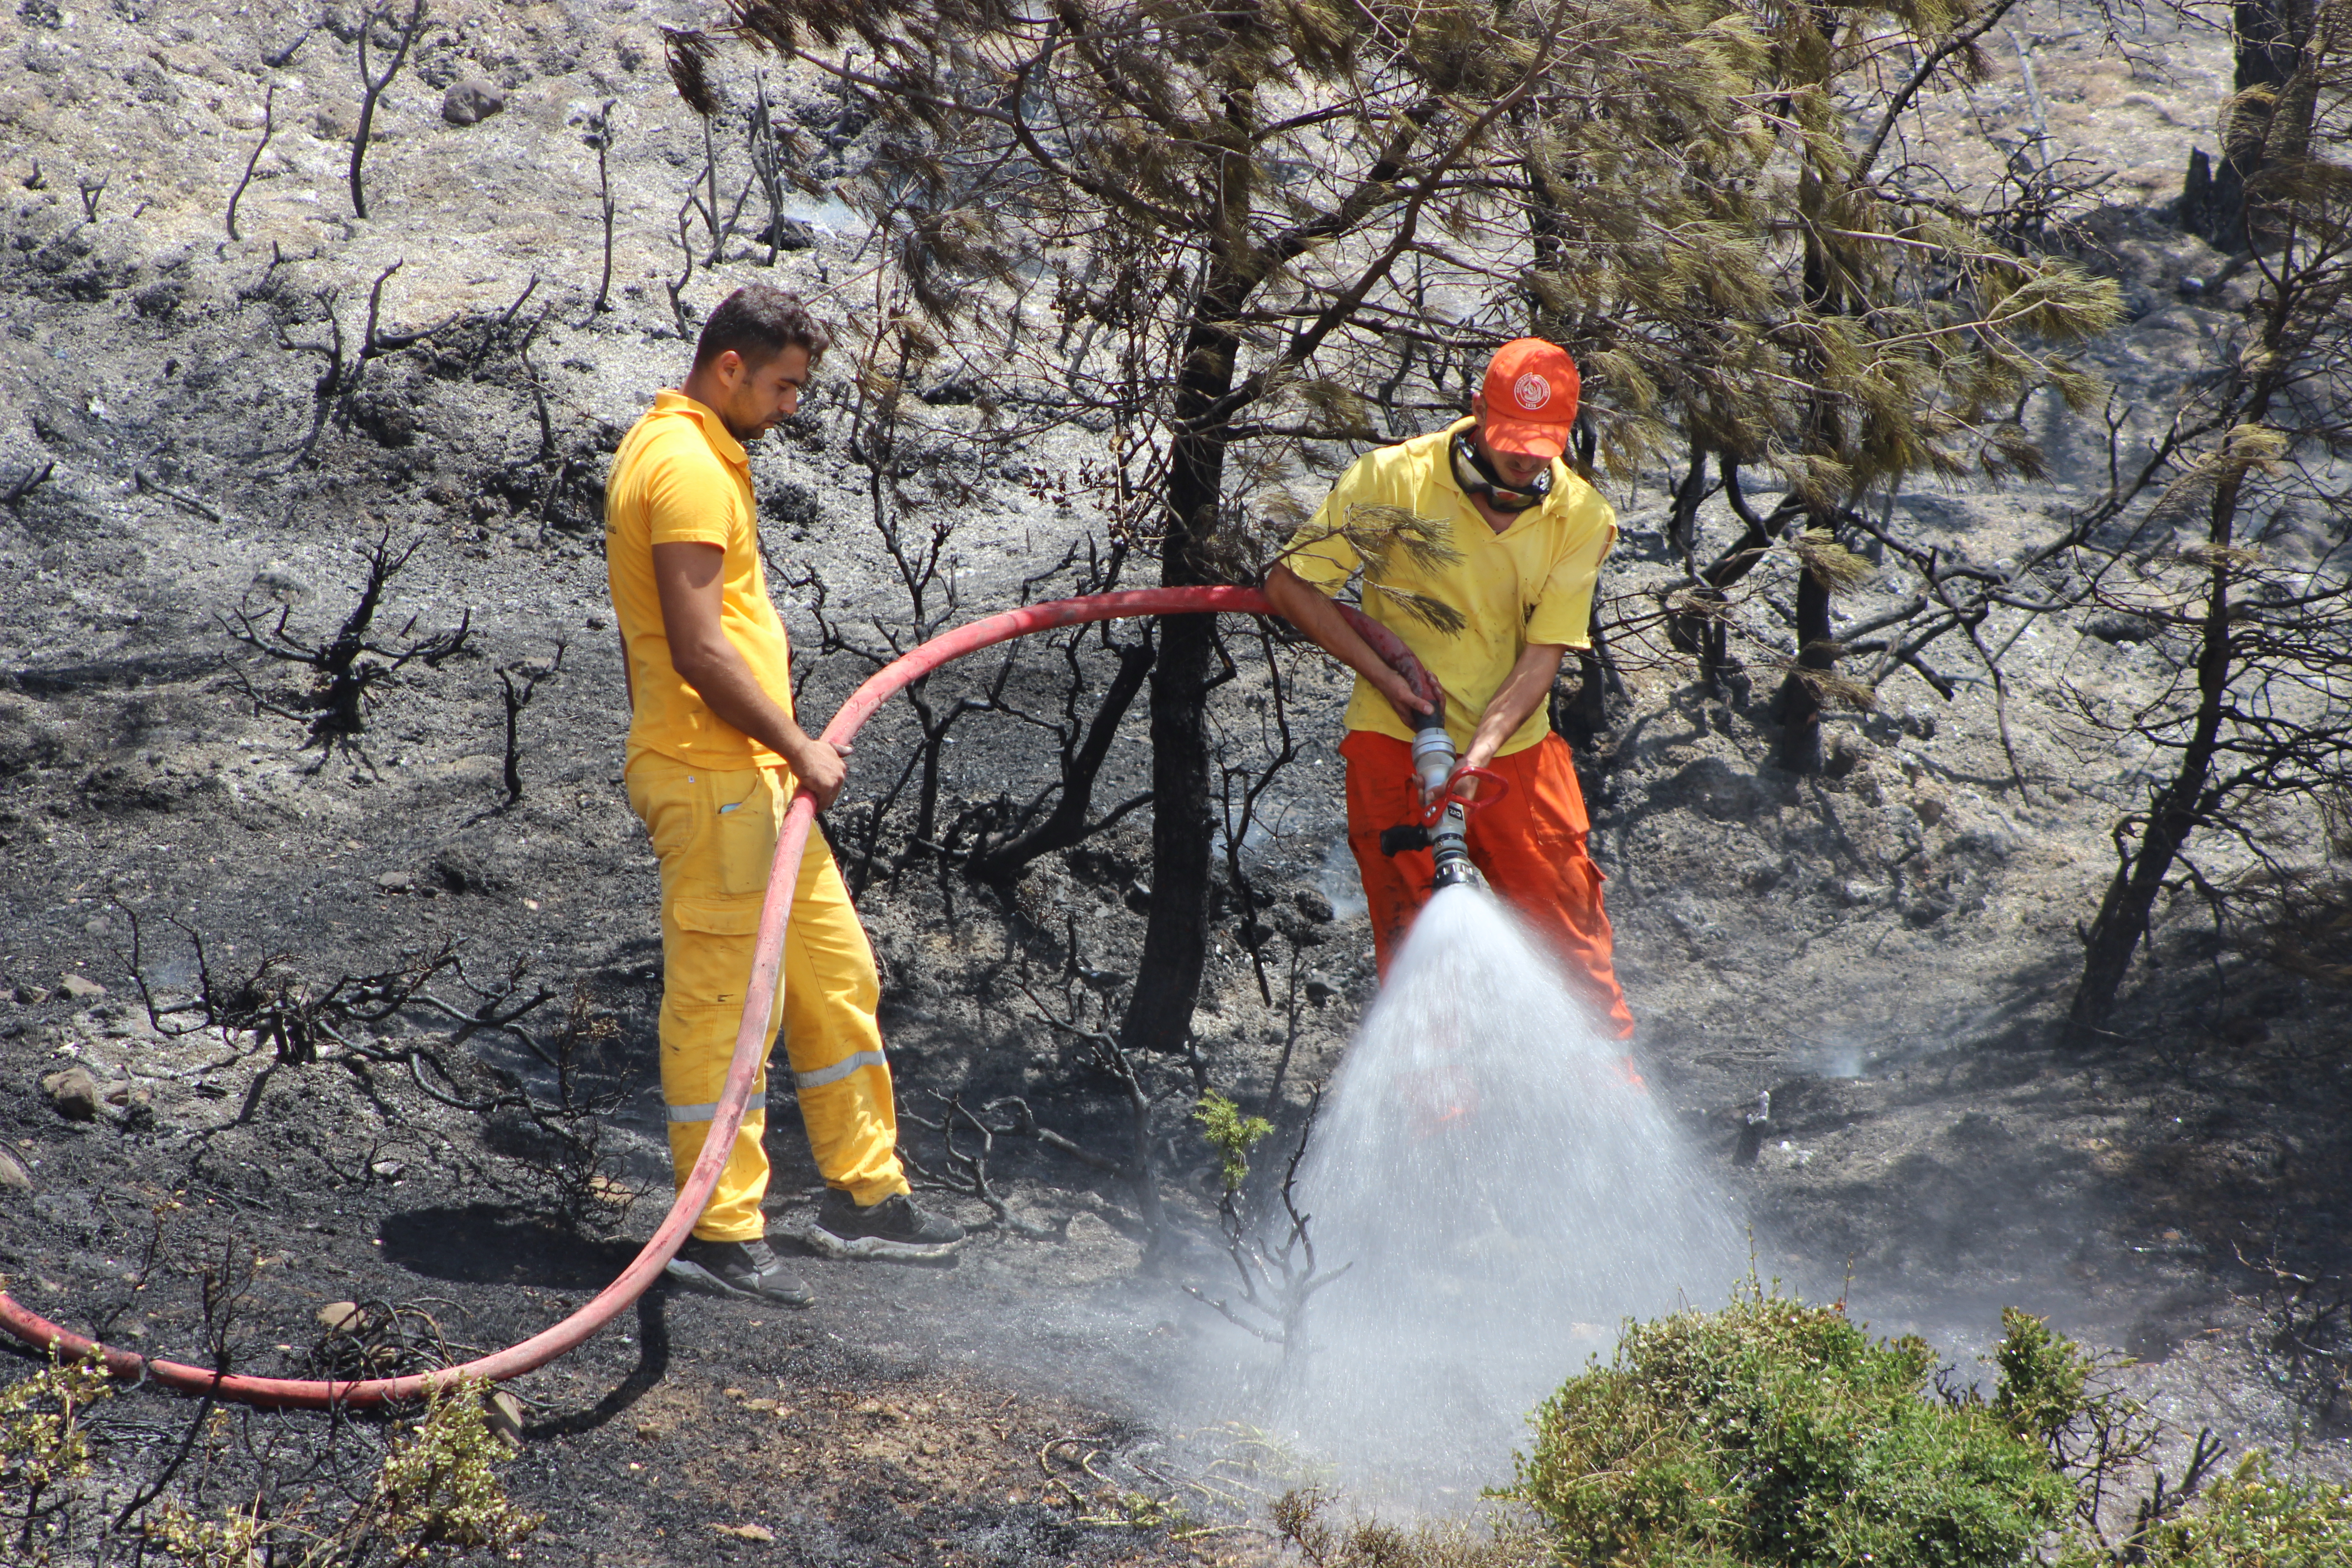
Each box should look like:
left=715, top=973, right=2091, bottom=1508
left=1451, top=434, right=1552, bottom=514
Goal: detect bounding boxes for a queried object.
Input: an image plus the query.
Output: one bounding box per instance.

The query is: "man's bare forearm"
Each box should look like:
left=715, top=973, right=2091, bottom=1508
left=1264, top=564, right=1433, bottom=718
left=672, top=641, right=803, bottom=761
left=1466, top=642, right=1566, bottom=769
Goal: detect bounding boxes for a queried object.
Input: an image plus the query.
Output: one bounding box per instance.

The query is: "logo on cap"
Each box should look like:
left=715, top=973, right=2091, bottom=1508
left=1513, top=373, right=1553, bottom=413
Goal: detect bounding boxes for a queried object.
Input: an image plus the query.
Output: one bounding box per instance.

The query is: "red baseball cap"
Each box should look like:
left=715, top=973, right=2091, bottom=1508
left=1478, top=338, right=1580, bottom=459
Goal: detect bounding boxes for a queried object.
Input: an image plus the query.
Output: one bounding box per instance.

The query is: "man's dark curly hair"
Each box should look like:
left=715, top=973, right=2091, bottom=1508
left=692, top=284, right=832, bottom=370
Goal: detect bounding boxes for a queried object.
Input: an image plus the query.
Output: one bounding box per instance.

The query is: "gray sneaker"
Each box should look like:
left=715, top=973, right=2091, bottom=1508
left=665, top=1236, right=814, bottom=1306
left=813, top=1190, right=966, bottom=1249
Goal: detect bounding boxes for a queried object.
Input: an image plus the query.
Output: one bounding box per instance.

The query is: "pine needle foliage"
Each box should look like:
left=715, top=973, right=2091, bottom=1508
left=1194, top=1089, right=1273, bottom=1196
left=1278, top=503, right=1471, bottom=632
left=659, top=0, right=2130, bottom=1015
left=1322, top=505, right=1465, bottom=583
left=1518, top=0, right=2122, bottom=498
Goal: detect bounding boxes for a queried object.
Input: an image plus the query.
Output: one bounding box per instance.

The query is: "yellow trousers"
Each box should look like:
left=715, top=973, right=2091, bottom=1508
left=626, top=753, right=909, bottom=1242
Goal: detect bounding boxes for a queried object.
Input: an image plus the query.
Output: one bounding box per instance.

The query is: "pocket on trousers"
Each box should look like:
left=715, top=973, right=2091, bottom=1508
left=711, top=774, right=779, bottom=897
left=669, top=895, right=767, bottom=1008
left=675, top=895, right=764, bottom=937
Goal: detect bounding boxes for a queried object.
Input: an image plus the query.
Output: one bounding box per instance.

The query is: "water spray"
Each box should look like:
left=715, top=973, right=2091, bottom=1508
left=1262, top=838, right=1738, bottom=1501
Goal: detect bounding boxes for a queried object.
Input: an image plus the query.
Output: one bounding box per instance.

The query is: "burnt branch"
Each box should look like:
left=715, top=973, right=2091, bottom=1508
left=903, top=1093, right=1058, bottom=1239
left=1182, top=1087, right=1346, bottom=1351
left=495, top=642, right=566, bottom=806
left=112, top=901, right=637, bottom=1230
left=348, top=0, right=428, bottom=220
left=2, top=460, right=53, bottom=508
left=582, top=100, right=619, bottom=316
left=1210, top=618, right=1302, bottom=1005
left=225, top=82, right=276, bottom=242
left=1011, top=975, right=1168, bottom=1249
left=217, top=523, right=470, bottom=744
left=134, top=468, right=225, bottom=524
left=666, top=194, right=697, bottom=339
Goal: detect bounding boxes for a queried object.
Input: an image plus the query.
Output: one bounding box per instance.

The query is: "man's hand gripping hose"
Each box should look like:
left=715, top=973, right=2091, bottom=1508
left=1317, top=599, right=1506, bottom=889
left=0, top=587, right=1278, bottom=1409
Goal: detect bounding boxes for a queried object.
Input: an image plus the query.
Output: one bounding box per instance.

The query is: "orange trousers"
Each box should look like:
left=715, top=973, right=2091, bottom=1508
left=1342, top=729, right=1635, bottom=1039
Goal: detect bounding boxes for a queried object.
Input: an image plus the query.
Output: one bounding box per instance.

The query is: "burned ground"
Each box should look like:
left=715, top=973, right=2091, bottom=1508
left=3, top=0, right=2352, bottom=1562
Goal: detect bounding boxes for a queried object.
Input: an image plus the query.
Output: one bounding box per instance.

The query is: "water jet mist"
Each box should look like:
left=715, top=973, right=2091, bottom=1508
left=1253, top=883, right=1744, bottom=1501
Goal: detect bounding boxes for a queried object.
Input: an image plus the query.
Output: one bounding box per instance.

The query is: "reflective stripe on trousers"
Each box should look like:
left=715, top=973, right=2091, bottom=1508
left=792, top=1050, right=887, bottom=1091
left=666, top=1092, right=769, bottom=1124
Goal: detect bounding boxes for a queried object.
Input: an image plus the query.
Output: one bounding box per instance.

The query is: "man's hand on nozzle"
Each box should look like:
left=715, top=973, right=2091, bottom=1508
left=785, top=737, right=852, bottom=811
left=1450, top=742, right=1500, bottom=801
left=1379, top=670, right=1436, bottom=721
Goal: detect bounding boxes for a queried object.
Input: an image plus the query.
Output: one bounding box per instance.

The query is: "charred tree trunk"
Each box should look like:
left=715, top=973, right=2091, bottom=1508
left=1776, top=531, right=1836, bottom=773
left=1122, top=300, right=1241, bottom=1055
left=2201, top=0, right=2311, bottom=250
left=1111, top=78, right=1436, bottom=1054
left=2070, top=493, right=2240, bottom=1034
left=906, top=676, right=946, bottom=848
left=1523, top=144, right=1573, bottom=343
left=1553, top=602, right=1626, bottom=747
left=1676, top=458, right=1797, bottom=702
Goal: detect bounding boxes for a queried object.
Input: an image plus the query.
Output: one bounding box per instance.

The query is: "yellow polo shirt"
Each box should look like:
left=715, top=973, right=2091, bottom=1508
left=1284, top=418, right=1617, bottom=757
left=606, top=390, right=794, bottom=769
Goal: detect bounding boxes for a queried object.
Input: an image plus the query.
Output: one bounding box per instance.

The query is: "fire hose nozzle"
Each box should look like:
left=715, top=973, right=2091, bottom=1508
left=1382, top=750, right=1506, bottom=888
left=1411, top=721, right=1456, bottom=803
left=1428, top=799, right=1485, bottom=892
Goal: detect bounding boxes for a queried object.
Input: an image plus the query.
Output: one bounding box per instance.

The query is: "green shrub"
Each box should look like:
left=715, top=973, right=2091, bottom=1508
left=1270, top=1291, right=2352, bottom=1568
left=1990, top=1306, right=2092, bottom=1454
left=2120, top=1452, right=2352, bottom=1568
left=374, top=1378, right=542, bottom=1559
left=0, top=1352, right=112, bottom=1499
left=1196, top=1090, right=1274, bottom=1196
left=1510, top=1286, right=2076, bottom=1568
left=1, top=1350, right=113, bottom=1541
left=146, top=1380, right=538, bottom=1564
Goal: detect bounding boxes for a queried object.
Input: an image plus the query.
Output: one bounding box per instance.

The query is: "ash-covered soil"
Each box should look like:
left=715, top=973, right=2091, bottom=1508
left=2, top=0, right=2349, bottom=1560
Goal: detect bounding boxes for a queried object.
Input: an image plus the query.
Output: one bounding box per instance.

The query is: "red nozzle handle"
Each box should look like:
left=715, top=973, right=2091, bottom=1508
left=1422, top=765, right=1509, bottom=824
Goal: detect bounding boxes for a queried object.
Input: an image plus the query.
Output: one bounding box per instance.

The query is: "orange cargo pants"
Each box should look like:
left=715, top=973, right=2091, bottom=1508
left=1342, top=729, right=1635, bottom=1039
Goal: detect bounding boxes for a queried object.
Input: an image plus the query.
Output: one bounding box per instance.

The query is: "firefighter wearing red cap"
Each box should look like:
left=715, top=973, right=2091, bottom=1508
left=1263, top=339, right=1635, bottom=1038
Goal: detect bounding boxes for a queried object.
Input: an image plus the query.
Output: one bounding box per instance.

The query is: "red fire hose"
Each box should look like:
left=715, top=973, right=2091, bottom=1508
left=2, top=585, right=1445, bottom=1408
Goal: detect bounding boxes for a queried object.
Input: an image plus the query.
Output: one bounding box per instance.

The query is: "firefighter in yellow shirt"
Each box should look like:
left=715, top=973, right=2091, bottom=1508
left=606, top=284, right=961, bottom=1304
left=1264, top=339, right=1635, bottom=1038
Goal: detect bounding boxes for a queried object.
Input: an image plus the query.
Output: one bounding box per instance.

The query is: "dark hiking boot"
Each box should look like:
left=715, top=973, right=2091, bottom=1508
left=665, top=1236, right=814, bottom=1306
left=812, top=1191, right=966, bottom=1251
